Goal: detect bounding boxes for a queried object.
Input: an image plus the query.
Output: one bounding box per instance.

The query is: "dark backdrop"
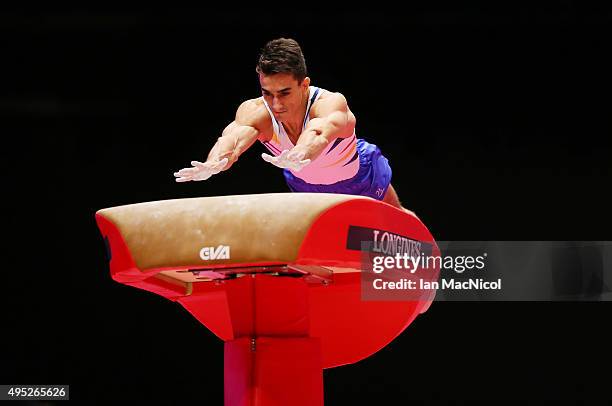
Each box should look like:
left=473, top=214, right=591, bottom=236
left=3, top=5, right=611, bottom=405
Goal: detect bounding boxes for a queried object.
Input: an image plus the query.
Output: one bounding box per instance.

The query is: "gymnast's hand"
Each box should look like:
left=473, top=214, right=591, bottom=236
left=174, top=158, right=229, bottom=182
left=261, top=149, right=311, bottom=172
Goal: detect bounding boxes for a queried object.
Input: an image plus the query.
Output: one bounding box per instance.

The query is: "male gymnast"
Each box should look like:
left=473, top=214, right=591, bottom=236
left=174, top=38, right=414, bottom=215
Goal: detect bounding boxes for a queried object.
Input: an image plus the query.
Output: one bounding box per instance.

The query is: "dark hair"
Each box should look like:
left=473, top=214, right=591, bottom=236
left=256, top=38, right=307, bottom=83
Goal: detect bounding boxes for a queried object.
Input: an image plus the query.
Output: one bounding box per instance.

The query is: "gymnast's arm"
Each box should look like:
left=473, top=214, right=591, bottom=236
left=293, top=92, right=355, bottom=161
left=207, top=99, right=269, bottom=170
left=174, top=100, right=268, bottom=182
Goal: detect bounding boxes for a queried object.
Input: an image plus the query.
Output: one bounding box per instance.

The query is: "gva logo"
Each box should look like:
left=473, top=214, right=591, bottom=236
left=199, top=245, right=231, bottom=261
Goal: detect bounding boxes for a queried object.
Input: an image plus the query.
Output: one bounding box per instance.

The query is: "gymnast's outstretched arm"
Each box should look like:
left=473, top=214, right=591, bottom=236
left=292, top=92, right=355, bottom=161
left=174, top=99, right=268, bottom=182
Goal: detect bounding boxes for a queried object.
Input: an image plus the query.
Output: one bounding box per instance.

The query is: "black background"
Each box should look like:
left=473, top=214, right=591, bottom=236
left=3, top=5, right=611, bottom=405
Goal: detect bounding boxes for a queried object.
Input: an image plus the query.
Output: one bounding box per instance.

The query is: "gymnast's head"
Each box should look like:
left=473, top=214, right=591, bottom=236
left=256, top=38, right=311, bottom=121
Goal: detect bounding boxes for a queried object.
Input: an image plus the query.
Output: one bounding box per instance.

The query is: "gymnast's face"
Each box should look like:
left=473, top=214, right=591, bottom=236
left=259, top=73, right=310, bottom=122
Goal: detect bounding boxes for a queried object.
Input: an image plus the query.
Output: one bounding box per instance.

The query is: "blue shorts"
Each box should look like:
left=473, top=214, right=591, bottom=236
left=283, top=138, right=392, bottom=200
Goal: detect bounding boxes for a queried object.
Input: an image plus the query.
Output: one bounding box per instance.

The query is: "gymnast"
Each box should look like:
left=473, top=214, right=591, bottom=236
left=173, top=38, right=414, bottom=215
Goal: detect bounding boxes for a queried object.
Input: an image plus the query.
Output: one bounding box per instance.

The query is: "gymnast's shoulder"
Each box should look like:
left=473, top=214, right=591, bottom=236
left=234, top=98, right=273, bottom=140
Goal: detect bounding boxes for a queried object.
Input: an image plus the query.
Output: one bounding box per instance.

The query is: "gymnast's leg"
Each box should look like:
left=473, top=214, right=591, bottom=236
left=383, top=184, right=418, bottom=218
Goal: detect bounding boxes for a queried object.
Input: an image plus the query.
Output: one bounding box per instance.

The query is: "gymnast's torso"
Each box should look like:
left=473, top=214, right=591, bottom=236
left=257, top=86, right=360, bottom=185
